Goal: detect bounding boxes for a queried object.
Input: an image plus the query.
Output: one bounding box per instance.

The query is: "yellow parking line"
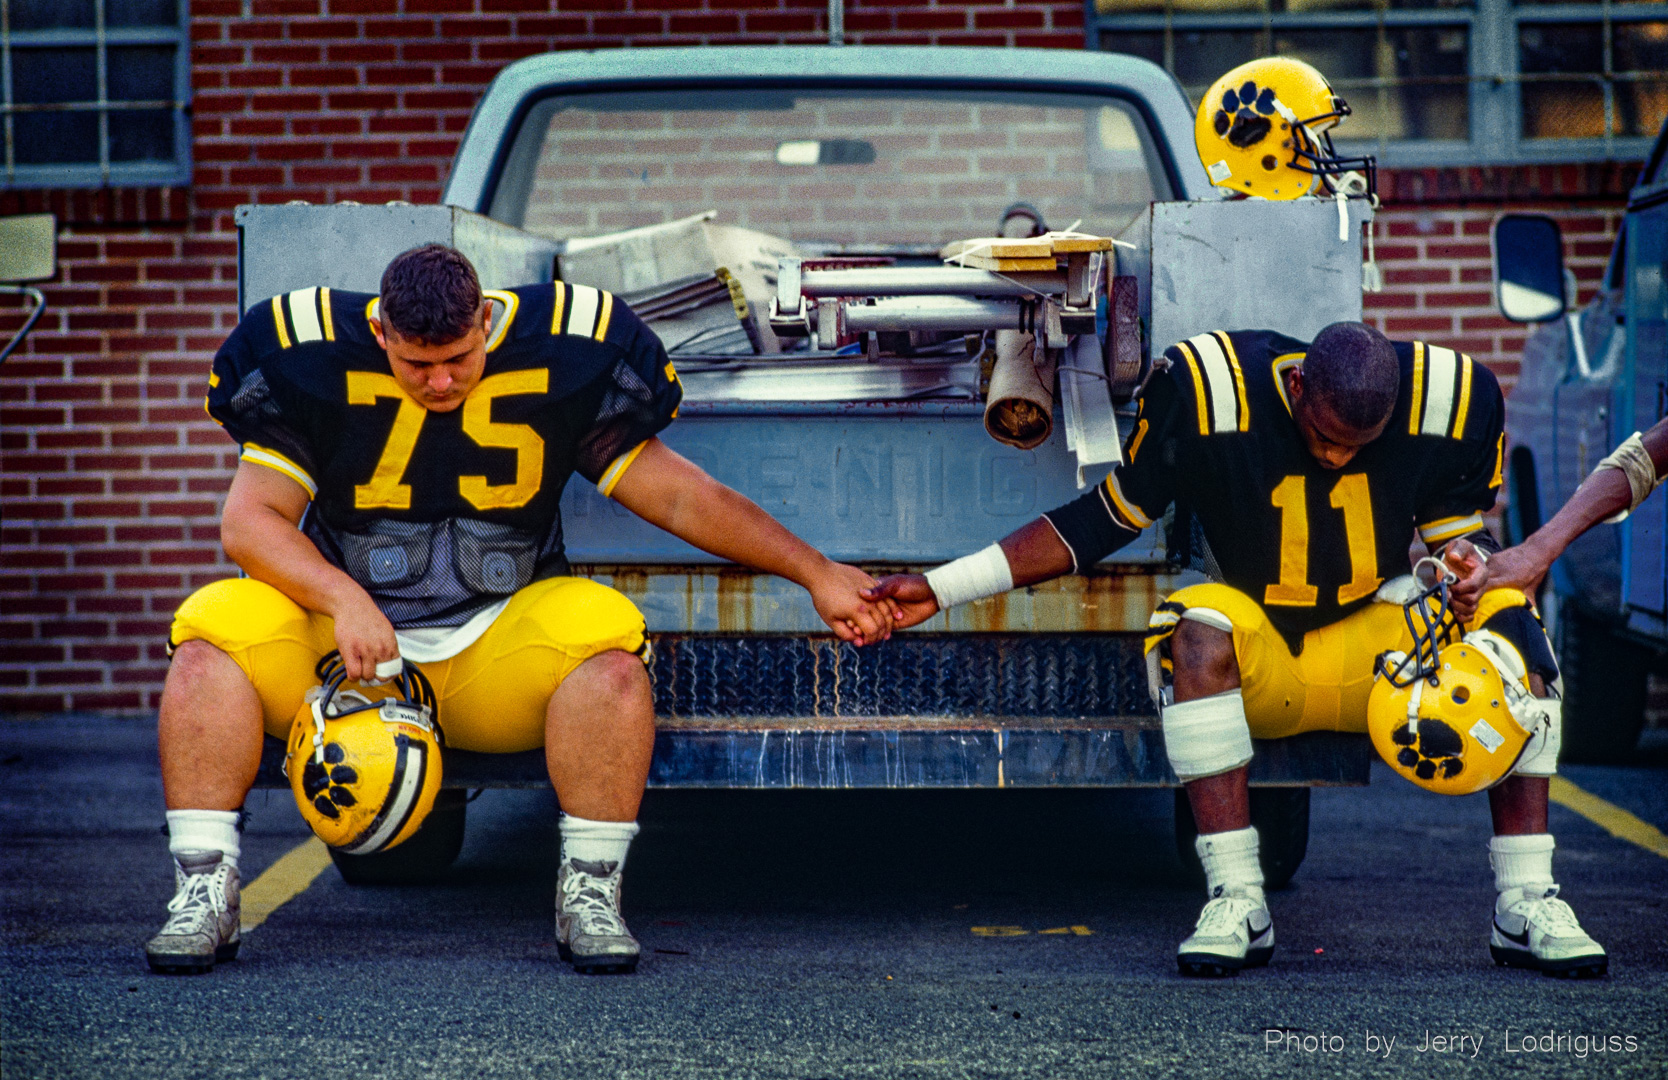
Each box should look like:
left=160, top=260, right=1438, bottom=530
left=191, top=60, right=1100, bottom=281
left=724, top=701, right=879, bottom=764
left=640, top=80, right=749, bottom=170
left=1549, top=776, right=1668, bottom=860
left=240, top=838, right=332, bottom=932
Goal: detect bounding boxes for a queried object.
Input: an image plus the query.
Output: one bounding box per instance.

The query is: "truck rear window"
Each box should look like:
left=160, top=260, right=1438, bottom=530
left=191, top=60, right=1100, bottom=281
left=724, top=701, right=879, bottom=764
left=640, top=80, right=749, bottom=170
left=490, top=87, right=1169, bottom=252
left=488, top=88, right=1168, bottom=400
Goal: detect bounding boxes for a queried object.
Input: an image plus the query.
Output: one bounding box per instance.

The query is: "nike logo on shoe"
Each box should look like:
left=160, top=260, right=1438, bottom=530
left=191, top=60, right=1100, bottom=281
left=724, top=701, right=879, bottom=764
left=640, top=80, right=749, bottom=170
left=1248, top=920, right=1271, bottom=944
left=1494, top=919, right=1531, bottom=947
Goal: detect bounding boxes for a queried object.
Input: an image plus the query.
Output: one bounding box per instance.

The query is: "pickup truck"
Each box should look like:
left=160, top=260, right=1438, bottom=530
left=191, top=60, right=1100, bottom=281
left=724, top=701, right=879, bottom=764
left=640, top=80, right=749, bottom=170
left=1493, top=125, right=1668, bottom=762
left=239, top=46, right=1376, bottom=887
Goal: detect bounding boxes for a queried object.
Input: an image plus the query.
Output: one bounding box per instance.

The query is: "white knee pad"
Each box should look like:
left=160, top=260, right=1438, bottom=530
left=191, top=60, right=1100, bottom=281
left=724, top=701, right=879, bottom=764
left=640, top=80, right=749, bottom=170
left=1513, top=697, right=1561, bottom=777
left=1163, top=688, right=1253, bottom=782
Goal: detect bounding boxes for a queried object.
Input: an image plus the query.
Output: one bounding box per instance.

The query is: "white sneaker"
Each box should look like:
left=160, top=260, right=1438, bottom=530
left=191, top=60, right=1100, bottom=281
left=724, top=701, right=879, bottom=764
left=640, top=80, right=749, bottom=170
left=145, top=852, right=241, bottom=974
left=1490, top=885, right=1608, bottom=978
left=1177, top=886, right=1273, bottom=977
left=555, top=858, right=639, bottom=974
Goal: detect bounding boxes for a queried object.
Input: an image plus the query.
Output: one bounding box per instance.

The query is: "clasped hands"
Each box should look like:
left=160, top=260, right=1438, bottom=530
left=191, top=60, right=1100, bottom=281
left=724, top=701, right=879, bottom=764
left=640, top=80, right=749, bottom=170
left=811, top=563, right=946, bottom=646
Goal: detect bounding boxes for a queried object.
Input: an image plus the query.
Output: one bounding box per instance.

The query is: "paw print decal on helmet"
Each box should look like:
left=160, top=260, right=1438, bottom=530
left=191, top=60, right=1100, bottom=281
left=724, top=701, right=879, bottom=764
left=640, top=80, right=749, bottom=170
left=300, top=741, right=359, bottom=819
left=1390, top=718, right=1466, bottom=782
left=1213, top=80, right=1279, bottom=150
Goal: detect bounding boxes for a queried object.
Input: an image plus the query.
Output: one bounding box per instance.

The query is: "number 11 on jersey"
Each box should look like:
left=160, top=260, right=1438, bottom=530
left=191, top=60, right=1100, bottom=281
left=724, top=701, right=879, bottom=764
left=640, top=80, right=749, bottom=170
left=1265, top=473, right=1381, bottom=607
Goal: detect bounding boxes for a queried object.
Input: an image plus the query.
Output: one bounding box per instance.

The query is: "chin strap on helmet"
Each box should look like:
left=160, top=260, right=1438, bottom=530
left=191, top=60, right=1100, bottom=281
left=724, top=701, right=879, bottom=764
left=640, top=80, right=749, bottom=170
left=1373, top=557, right=1463, bottom=741
left=305, top=650, right=440, bottom=766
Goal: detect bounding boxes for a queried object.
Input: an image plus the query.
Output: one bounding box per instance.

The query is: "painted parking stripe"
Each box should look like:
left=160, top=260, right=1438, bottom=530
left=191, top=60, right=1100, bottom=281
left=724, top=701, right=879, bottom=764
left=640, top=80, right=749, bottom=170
left=1549, top=776, right=1668, bottom=860
left=240, top=837, right=332, bottom=932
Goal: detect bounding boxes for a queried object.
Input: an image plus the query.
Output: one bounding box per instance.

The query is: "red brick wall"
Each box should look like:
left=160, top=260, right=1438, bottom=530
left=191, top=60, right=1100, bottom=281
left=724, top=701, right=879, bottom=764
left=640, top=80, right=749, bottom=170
left=0, top=2, right=1633, bottom=713
left=1363, top=206, right=1621, bottom=388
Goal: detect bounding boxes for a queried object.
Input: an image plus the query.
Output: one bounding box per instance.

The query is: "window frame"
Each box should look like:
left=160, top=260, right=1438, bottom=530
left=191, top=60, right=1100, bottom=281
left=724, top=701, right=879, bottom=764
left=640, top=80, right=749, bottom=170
left=0, top=0, right=192, bottom=189
left=1085, top=0, right=1668, bottom=166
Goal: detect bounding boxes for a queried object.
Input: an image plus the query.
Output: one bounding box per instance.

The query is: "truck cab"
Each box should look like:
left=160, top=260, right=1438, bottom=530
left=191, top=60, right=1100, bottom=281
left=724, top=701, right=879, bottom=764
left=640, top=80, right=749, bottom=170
left=243, top=46, right=1375, bottom=887
left=1495, top=123, right=1668, bottom=761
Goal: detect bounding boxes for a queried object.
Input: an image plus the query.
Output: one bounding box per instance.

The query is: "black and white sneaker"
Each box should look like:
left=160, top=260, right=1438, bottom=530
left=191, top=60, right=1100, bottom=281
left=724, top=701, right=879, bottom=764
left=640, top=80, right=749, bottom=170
left=1177, top=887, right=1273, bottom=977
left=145, top=852, right=241, bottom=975
left=1490, top=885, right=1607, bottom=979
left=555, top=858, right=639, bottom=975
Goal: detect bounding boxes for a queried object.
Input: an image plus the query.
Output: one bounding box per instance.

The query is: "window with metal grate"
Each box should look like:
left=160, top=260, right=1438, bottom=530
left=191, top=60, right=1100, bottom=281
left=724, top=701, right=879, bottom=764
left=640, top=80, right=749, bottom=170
left=1, top=0, right=190, bottom=189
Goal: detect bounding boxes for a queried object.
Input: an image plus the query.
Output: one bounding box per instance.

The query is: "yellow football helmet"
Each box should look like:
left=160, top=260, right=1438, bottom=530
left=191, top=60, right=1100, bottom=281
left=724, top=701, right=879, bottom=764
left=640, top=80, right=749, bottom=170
left=1194, top=56, right=1376, bottom=201
left=284, top=653, right=443, bottom=854
left=1367, top=565, right=1544, bottom=796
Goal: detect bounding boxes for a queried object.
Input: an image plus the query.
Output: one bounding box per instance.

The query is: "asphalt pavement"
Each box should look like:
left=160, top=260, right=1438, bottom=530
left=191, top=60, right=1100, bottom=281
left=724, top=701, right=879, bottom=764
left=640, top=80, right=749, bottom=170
left=3, top=714, right=1665, bottom=1079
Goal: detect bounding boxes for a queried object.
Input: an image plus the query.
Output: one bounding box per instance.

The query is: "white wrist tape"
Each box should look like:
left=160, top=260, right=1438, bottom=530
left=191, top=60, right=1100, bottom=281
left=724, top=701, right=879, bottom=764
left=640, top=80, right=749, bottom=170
left=1596, top=431, right=1663, bottom=523
left=924, top=543, right=1014, bottom=610
left=1162, top=688, right=1254, bottom=782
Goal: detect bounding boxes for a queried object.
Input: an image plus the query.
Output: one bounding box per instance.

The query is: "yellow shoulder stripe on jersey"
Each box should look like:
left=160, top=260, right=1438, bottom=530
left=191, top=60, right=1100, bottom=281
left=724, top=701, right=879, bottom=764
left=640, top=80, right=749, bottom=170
left=1417, top=513, right=1485, bottom=545
left=1408, top=342, right=1425, bottom=435
left=593, top=289, right=615, bottom=342
left=1450, top=352, right=1474, bottom=438
left=365, top=297, right=380, bottom=333
left=1181, top=332, right=1245, bottom=434
left=1489, top=432, right=1505, bottom=489
left=208, top=370, right=220, bottom=388
left=270, top=295, right=292, bottom=349
left=483, top=289, right=518, bottom=352
left=597, top=440, right=651, bottom=499
left=1211, top=331, right=1251, bottom=432
left=319, top=287, right=336, bottom=342
left=1270, top=352, right=1302, bottom=416
left=550, top=283, right=567, bottom=335
left=1175, top=340, right=1211, bottom=435
left=241, top=443, right=317, bottom=498
left=1101, top=471, right=1153, bottom=530
left=1410, top=343, right=1474, bottom=439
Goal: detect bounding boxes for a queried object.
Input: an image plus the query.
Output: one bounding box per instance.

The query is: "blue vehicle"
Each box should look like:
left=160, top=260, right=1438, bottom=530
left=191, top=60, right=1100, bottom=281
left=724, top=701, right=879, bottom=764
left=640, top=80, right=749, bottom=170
left=1494, top=128, right=1668, bottom=761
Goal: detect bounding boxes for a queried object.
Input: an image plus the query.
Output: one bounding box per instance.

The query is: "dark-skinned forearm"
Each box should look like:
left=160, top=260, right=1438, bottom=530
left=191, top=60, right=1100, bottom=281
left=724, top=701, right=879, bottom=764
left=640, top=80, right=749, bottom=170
left=996, top=517, right=1076, bottom=587
left=1525, top=467, right=1633, bottom=565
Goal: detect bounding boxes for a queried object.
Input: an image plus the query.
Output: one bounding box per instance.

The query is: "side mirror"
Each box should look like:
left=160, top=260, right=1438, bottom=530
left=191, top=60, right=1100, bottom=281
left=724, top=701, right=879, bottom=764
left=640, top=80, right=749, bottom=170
left=1493, top=214, right=1566, bottom=323
left=0, top=213, right=56, bottom=365
left=0, top=213, right=57, bottom=283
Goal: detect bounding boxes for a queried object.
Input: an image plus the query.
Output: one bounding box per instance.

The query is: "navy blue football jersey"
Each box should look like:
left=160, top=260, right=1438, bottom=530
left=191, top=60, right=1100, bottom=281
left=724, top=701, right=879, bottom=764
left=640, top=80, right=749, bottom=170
left=1044, top=329, right=1505, bottom=649
left=206, top=282, right=682, bottom=627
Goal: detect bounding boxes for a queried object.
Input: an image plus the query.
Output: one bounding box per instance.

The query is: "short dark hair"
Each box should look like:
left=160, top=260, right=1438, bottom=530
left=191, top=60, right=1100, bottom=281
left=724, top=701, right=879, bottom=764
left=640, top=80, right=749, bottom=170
left=378, top=244, right=482, bottom=345
left=1302, top=321, right=1399, bottom=432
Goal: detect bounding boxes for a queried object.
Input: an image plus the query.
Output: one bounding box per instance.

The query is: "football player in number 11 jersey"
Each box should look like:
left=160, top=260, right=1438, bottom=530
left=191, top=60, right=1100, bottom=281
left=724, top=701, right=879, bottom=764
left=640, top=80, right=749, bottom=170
left=867, top=322, right=1609, bottom=980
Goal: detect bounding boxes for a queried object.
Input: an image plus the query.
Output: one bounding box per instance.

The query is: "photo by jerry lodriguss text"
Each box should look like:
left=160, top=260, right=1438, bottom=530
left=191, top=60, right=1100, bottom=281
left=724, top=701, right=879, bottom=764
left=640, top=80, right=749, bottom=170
left=1265, top=1029, right=1643, bottom=1059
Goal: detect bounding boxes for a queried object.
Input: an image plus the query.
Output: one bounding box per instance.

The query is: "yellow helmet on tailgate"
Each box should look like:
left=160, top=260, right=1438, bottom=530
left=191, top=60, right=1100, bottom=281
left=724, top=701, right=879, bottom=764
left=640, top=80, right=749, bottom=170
left=284, top=653, right=442, bottom=854
left=1194, top=56, right=1376, bottom=201
left=1367, top=564, right=1544, bottom=796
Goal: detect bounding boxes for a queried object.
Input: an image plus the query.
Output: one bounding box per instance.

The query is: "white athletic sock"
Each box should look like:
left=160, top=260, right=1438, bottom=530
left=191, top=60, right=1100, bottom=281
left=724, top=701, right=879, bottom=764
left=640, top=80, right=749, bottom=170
left=1196, top=825, right=1264, bottom=900
left=166, top=809, right=241, bottom=868
left=559, top=814, right=639, bottom=872
left=1490, top=833, right=1555, bottom=893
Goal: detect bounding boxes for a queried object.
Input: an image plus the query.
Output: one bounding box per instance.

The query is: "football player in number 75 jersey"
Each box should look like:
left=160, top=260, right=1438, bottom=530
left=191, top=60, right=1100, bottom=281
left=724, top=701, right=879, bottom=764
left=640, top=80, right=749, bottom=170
left=867, top=322, right=1608, bottom=980
left=148, top=245, right=899, bottom=976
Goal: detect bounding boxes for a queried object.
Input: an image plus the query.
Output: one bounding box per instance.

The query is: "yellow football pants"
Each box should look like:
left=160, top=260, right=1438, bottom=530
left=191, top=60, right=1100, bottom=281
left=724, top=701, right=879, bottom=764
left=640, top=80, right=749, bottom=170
left=170, top=576, right=647, bottom=753
left=1144, top=583, right=1535, bottom=740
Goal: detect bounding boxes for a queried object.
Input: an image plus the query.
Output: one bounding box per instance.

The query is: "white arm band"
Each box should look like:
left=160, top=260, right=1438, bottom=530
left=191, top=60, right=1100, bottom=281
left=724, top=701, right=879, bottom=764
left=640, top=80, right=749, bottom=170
left=1596, top=431, right=1664, bottom=523
left=924, top=543, right=1014, bottom=610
